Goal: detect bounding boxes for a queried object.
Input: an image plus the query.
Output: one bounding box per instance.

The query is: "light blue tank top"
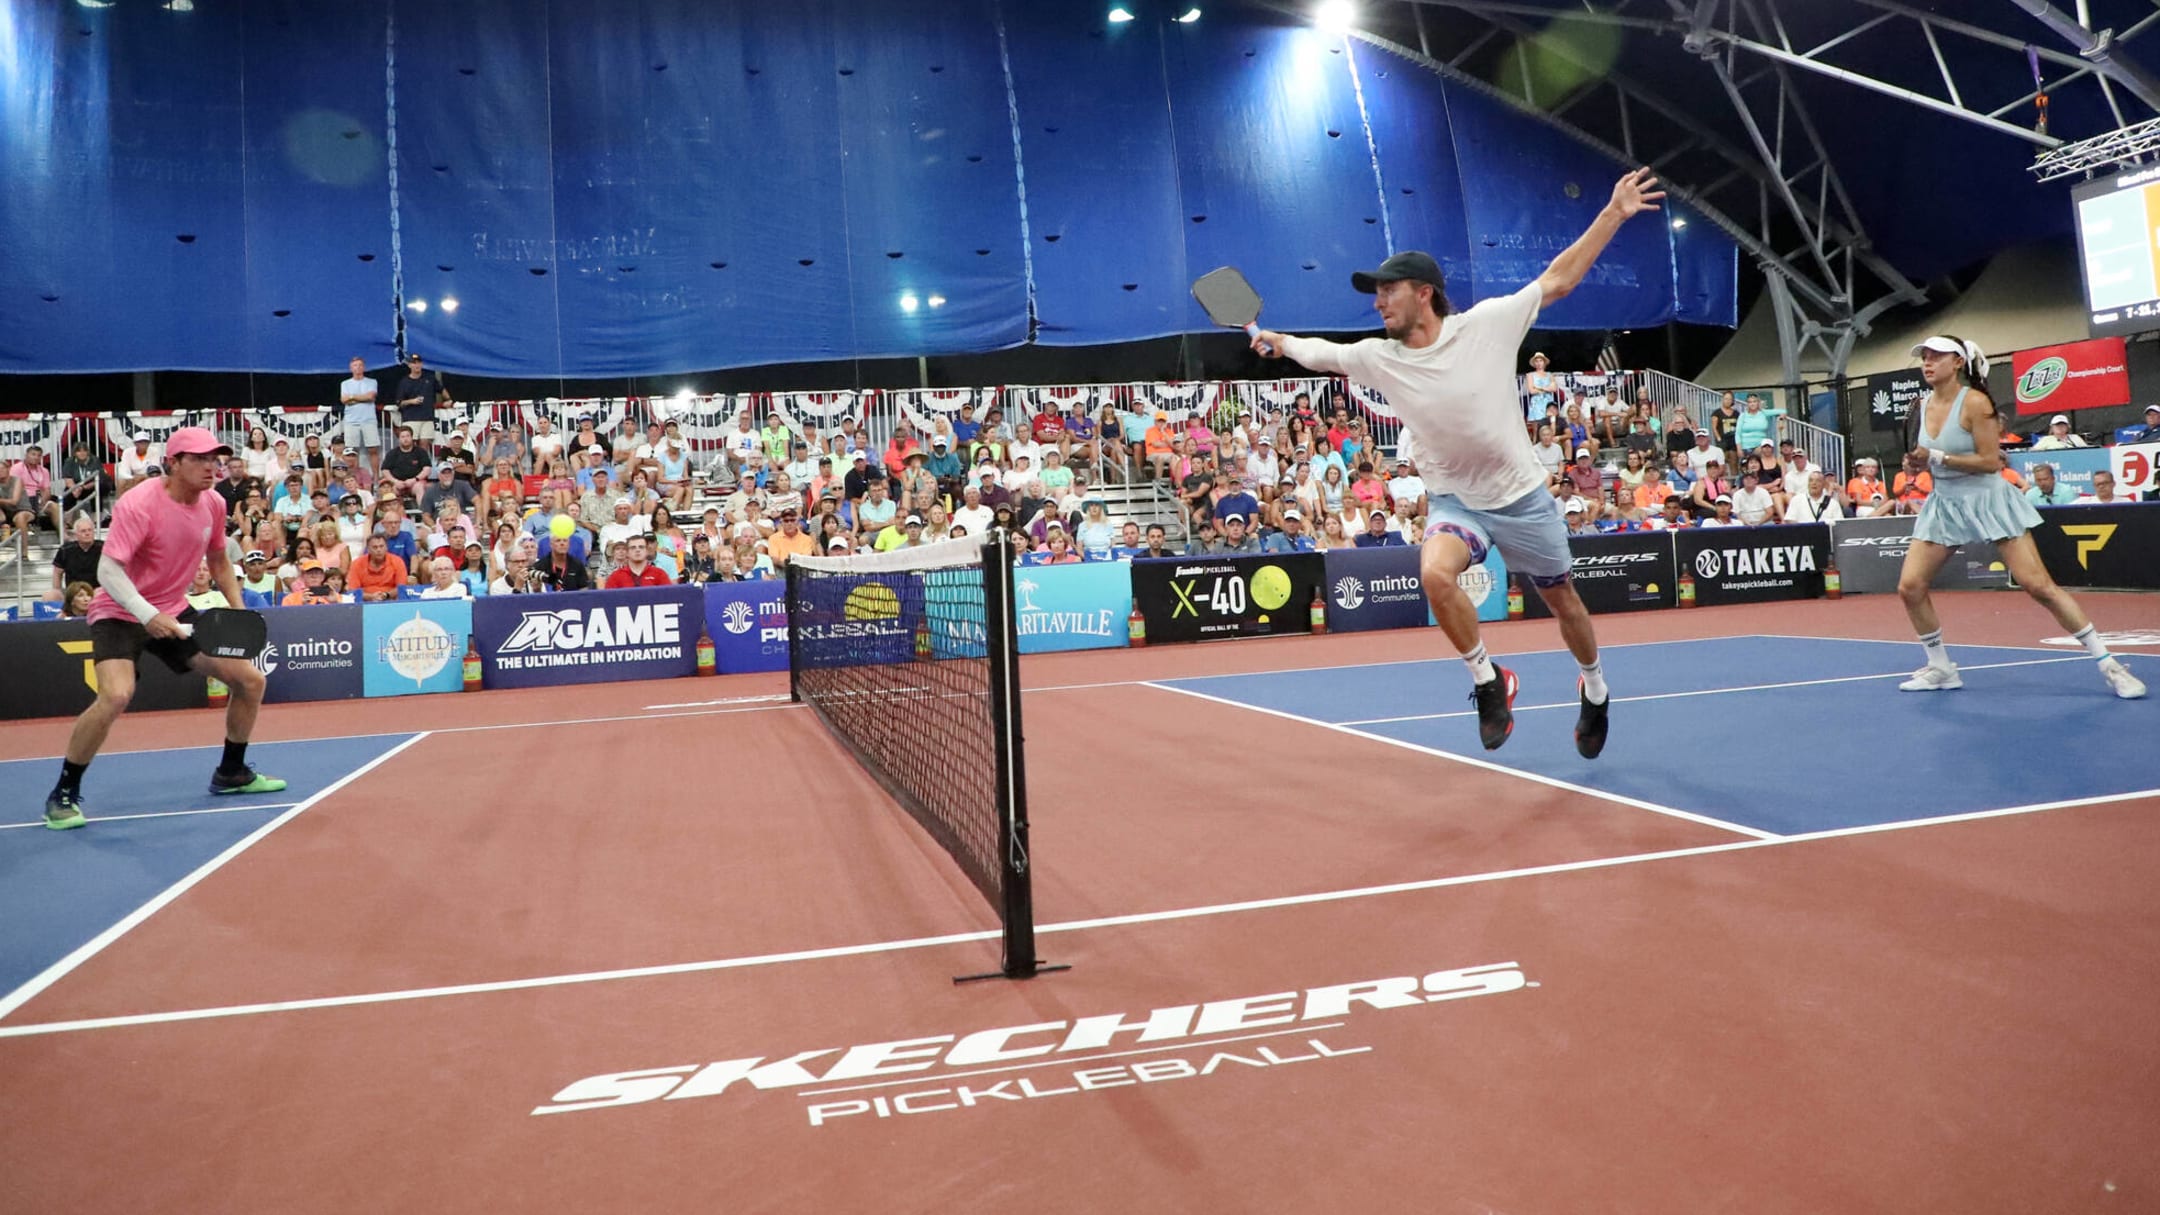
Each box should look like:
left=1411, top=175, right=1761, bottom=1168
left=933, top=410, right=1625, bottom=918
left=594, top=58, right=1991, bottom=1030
left=1916, top=387, right=1985, bottom=491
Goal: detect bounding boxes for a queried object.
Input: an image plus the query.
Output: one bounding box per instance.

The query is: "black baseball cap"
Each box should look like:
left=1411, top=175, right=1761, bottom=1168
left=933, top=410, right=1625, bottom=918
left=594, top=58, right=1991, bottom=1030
left=1351, top=251, right=1444, bottom=294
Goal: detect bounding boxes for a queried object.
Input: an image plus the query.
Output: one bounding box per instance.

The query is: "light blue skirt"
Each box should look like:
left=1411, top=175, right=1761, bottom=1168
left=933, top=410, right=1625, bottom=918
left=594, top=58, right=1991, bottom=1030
left=1911, top=477, right=2043, bottom=547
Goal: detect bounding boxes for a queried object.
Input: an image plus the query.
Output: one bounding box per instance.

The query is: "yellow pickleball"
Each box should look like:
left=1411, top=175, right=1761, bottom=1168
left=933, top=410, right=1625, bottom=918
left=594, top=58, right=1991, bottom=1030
left=844, top=582, right=901, bottom=621
left=1249, top=564, right=1292, bottom=611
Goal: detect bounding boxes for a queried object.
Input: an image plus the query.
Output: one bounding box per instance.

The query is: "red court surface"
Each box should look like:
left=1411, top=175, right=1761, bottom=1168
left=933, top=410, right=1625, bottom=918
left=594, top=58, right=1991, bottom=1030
left=3, top=591, right=2158, bottom=1213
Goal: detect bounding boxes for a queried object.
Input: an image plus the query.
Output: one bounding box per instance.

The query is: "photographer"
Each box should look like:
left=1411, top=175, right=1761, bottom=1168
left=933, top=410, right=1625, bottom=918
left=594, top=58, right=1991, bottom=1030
left=279, top=559, right=339, bottom=606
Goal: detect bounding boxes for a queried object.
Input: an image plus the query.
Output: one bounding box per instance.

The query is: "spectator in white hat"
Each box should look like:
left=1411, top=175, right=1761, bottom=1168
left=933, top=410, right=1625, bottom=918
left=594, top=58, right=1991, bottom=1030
left=1563, top=497, right=1597, bottom=536
left=2133, top=403, right=2160, bottom=444
left=2030, top=414, right=2088, bottom=451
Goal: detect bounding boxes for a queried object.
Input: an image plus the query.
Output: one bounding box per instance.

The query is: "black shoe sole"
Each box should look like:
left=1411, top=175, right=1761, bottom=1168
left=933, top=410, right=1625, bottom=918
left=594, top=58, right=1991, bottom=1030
left=1478, top=668, right=1519, bottom=751
left=1575, top=687, right=1609, bottom=759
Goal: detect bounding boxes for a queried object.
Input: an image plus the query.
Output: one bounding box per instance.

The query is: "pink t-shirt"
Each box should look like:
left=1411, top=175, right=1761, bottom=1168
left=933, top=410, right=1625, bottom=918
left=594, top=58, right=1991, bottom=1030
left=87, top=479, right=228, bottom=624
left=8, top=461, right=50, bottom=498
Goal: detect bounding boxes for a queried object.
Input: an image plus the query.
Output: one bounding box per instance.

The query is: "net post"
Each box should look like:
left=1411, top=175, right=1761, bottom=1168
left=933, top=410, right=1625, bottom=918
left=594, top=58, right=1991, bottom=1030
left=955, top=527, right=1067, bottom=984
left=784, top=558, right=803, bottom=704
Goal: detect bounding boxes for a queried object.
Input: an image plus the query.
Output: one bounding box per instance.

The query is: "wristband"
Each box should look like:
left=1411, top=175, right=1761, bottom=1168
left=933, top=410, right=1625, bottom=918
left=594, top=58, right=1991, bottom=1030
left=1926, top=448, right=1945, bottom=472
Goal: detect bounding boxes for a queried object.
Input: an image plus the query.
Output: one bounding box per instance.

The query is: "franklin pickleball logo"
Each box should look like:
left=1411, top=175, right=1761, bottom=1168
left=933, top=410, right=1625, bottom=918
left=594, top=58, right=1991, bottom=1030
left=2016, top=356, right=2068, bottom=405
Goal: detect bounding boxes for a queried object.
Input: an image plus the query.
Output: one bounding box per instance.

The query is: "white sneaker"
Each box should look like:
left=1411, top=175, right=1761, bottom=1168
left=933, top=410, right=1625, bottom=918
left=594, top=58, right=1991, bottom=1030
left=1899, top=663, right=1963, bottom=692
left=2099, top=658, right=2148, bottom=700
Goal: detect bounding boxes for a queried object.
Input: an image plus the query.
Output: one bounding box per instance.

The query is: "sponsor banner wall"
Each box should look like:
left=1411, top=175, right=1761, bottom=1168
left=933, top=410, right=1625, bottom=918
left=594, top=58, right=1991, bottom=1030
left=260, top=604, right=366, bottom=704
left=1828, top=516, right=2008, bottom=594
left=1863, top=369, right=1927, bottom=433
left=2012, top=337, right=2130, bottom=415
left=476, top=586, right=703, bottom=689
left=1673, top=523, right=1829, bottom=607
left=704, top=581, right=790, bottom=675
left=2109, top=441, right=2160, bottom=494
left=2008, top=447, right=2111, bottom=494
left=1131, top=552, right=1324, bottom=643
left=362, top=600, right=470, bottom=698
left=1323, top=545, right=1435, bottom=632
left=1521, top=531, right=1676, bottom=618
left=0, top=620, right=207, bottom=720
left=2031, top=504, right=2160, bottom=590
left=1010, top=561, right=1131, bottom=655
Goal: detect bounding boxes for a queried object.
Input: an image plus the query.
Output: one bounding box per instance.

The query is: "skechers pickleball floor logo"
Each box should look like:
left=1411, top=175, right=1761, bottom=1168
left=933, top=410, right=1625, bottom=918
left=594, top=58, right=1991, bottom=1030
left=1249, top=564, right=1293, bottom=611
left=2017, top=357, right=2068, bottom=406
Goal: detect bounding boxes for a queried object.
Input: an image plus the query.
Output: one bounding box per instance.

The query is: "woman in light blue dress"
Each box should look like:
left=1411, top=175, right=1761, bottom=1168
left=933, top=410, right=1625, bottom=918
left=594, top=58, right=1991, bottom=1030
left=1896, top=335, right=2144, bottom=699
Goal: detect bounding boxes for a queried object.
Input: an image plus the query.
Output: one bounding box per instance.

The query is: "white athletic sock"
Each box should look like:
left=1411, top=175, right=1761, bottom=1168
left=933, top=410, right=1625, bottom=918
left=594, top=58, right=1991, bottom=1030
left=1463, top=642, right=1496, bottom=685
left=2071, top=624, right=2111, bottom=660
left=1918, top=628, right=1949, bottom=669
left=1579, top=660, right=1608, bottom=705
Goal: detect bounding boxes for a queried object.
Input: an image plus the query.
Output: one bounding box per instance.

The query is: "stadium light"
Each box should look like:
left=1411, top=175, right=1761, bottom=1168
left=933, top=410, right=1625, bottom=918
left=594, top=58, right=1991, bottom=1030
left=438, top=297, right=459, bottom=313
left=900, top=293, right=920, bottom=313
left=408, top=299, right=428, bottom=313
left=674, top=387, right=696, bottom=402
left=1107, top=6, right=1135, bottom=22
left=1315, top=0, right=1353, bottom=35
left=927, top=295, right=948, bottom=309
left=163, top=0, right=194, bottom=11
left=1671, top=217, right=1688, bottom=231
left=1175, top=7, right=1201, bottom=22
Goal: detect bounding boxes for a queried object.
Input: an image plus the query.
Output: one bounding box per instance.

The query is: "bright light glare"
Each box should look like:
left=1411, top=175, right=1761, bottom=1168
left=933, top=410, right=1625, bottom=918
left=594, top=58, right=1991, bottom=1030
left=438, top=297, right=459, bottom=313
left=1174, top=7, right=1201, bottom=22
left=1315, top=0, right=1353, bottom=35
left=408, top=299, right=428, bottom=313
left=1671, top=217, right=1688, bottom=231
left=927, top=295, right=947, bottom=309
left=674, top=387, right=696, bottom=402
left=900, top=294, right=920, bottom=313
left=76, top=0, right=117, bottom=8
left=1107, top=6, right=1135, bottom=22
left=163, top=0, right=194, bottom=11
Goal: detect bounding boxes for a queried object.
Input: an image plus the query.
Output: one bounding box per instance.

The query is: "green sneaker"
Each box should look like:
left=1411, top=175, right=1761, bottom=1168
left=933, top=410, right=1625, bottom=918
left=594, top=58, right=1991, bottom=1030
left=44, top=792, right=87, bottom=830
left=209, top=770, right=288, bottom=795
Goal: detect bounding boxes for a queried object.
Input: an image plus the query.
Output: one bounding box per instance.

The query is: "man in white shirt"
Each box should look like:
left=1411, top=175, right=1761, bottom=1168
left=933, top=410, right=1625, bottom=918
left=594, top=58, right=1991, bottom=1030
left=725, top=412, right=762, bottom=477
left=338, top=356, right=382, bottom=479
left=951, top=482, right=995, bottom=537
left=1730, top=470, right=1778, bottom=526
left=1685, top=428, right=1722, bottom=479
left=1245, top=437, right=1280, bottom=500
left=1253, top=167, right=1666, bottom=759
left=116, top=432, right=162, bottom=494
left=1386, top=456, right=1428, bottom=516
left=2075, top=469, right=2128, bottom=504
left=1783, top=470, right=1847, bottom=523
left=1004, top=454, right=1042, bottom=499
left=528, top=417, right=564, bottom=469
left=597, top=499, right=647, bottom=553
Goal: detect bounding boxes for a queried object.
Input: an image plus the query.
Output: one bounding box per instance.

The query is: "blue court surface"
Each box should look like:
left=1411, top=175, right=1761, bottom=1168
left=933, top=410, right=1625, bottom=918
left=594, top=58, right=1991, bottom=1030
left=0, top=735, right=414, bottom=1000
left=1155, top=635, right=2159, bottom=838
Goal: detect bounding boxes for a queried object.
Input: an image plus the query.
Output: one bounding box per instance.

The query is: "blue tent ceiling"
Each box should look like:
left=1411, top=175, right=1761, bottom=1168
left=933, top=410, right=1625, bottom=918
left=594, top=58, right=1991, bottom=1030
left=7, top=0, right=1968, bottom=377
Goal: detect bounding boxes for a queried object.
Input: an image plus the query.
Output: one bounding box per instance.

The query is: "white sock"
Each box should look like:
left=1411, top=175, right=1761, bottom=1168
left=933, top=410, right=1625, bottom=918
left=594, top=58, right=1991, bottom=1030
left=1918, top=628, right=1949, bottom=669
left=1463, top=642, right=1496, bottom=685
left=2071, top=624, right=2111, bottom=660
left=1579, top=660, right=1608, bottom=705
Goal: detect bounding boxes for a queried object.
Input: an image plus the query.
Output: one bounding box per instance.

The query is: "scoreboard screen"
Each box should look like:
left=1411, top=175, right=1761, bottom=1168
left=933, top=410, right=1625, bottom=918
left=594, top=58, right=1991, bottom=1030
left=2073, top=163, right=2160, bottom=338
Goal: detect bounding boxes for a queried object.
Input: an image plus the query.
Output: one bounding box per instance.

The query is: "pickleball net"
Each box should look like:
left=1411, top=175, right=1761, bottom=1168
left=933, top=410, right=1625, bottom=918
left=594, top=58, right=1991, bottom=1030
left=785, top=529, right=1060, bottom=981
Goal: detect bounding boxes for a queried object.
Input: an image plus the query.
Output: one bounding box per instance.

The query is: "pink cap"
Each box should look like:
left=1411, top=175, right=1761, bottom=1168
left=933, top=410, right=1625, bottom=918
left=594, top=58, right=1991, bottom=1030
left=163, top=427, right=233, bottom=459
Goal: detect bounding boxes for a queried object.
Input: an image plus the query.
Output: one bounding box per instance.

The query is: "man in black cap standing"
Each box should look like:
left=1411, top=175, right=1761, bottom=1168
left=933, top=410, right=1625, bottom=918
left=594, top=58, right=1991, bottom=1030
left=1250, top=167, right=1665, bottom=759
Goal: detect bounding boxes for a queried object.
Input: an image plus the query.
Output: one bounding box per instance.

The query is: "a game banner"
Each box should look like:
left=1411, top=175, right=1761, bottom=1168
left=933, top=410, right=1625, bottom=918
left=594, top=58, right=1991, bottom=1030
left=474, top=586, right=702, bottom=689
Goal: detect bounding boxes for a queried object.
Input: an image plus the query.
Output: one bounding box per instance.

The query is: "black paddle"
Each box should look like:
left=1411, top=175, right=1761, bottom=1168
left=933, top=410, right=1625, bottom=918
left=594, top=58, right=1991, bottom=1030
left=181, top=607, right=268, bottom=661
left=1192, top=267, right=1277, bottom=356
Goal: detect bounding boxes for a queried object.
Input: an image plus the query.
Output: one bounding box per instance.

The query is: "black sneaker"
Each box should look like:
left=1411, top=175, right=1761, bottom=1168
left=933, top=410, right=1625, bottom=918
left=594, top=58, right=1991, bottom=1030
left=1471, top=666, right=1519, bottom=751
left=1574, top=680, right=1610, bottom=760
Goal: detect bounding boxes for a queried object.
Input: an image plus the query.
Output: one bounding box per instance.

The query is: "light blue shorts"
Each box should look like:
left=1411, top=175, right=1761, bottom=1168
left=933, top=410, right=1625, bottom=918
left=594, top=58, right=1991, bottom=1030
left=339, top=416, right=380, bottom=453
left=1423, top=487, right=1573, bottom=587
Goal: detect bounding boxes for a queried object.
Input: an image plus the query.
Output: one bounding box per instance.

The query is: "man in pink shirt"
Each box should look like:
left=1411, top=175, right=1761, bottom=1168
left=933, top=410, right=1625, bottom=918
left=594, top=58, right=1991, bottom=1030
left=6, top=444, right=66, bottom=540
left=45, top=427, right=283, bottom=830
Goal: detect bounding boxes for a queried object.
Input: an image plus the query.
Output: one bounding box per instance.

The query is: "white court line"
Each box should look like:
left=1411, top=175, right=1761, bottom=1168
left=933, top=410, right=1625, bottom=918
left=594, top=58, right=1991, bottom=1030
left=0, top=802, right=300, bottom=832
left=794, top=1022, right=1350, bottom=1099
left=0, top=732, right=432, bottom=1023
left=2, top=635, right=1771, bottom=765
left=1339, top=656, right=2091, bottom=727
left=3, top=783, right=2154, bottom=1042
left=1750, top=633, right=2136, bottom=658
left=1144, top=680, right=1780, bottom=841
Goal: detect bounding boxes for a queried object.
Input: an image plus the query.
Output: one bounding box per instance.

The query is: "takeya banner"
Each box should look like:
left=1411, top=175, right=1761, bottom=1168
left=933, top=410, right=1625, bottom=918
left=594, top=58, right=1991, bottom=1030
left=2011, top=337, right=2130, bottom=416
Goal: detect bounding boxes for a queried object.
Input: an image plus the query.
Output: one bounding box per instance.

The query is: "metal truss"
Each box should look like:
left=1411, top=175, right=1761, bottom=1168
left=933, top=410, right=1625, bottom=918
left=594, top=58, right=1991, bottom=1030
left=2032, top=113, right=2160, bottom=180
left=1349, top=0, right=2160, bottom=383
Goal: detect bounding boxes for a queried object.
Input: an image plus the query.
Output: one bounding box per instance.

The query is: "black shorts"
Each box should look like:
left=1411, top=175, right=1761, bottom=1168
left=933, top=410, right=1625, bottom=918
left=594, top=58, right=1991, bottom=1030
left=88, top=612, right=202, bottom=676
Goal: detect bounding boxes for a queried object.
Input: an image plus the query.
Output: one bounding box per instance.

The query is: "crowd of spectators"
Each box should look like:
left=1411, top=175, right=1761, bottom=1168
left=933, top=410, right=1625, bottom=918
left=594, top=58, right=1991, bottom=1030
left=7, top=366, right=2159, bottom=609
